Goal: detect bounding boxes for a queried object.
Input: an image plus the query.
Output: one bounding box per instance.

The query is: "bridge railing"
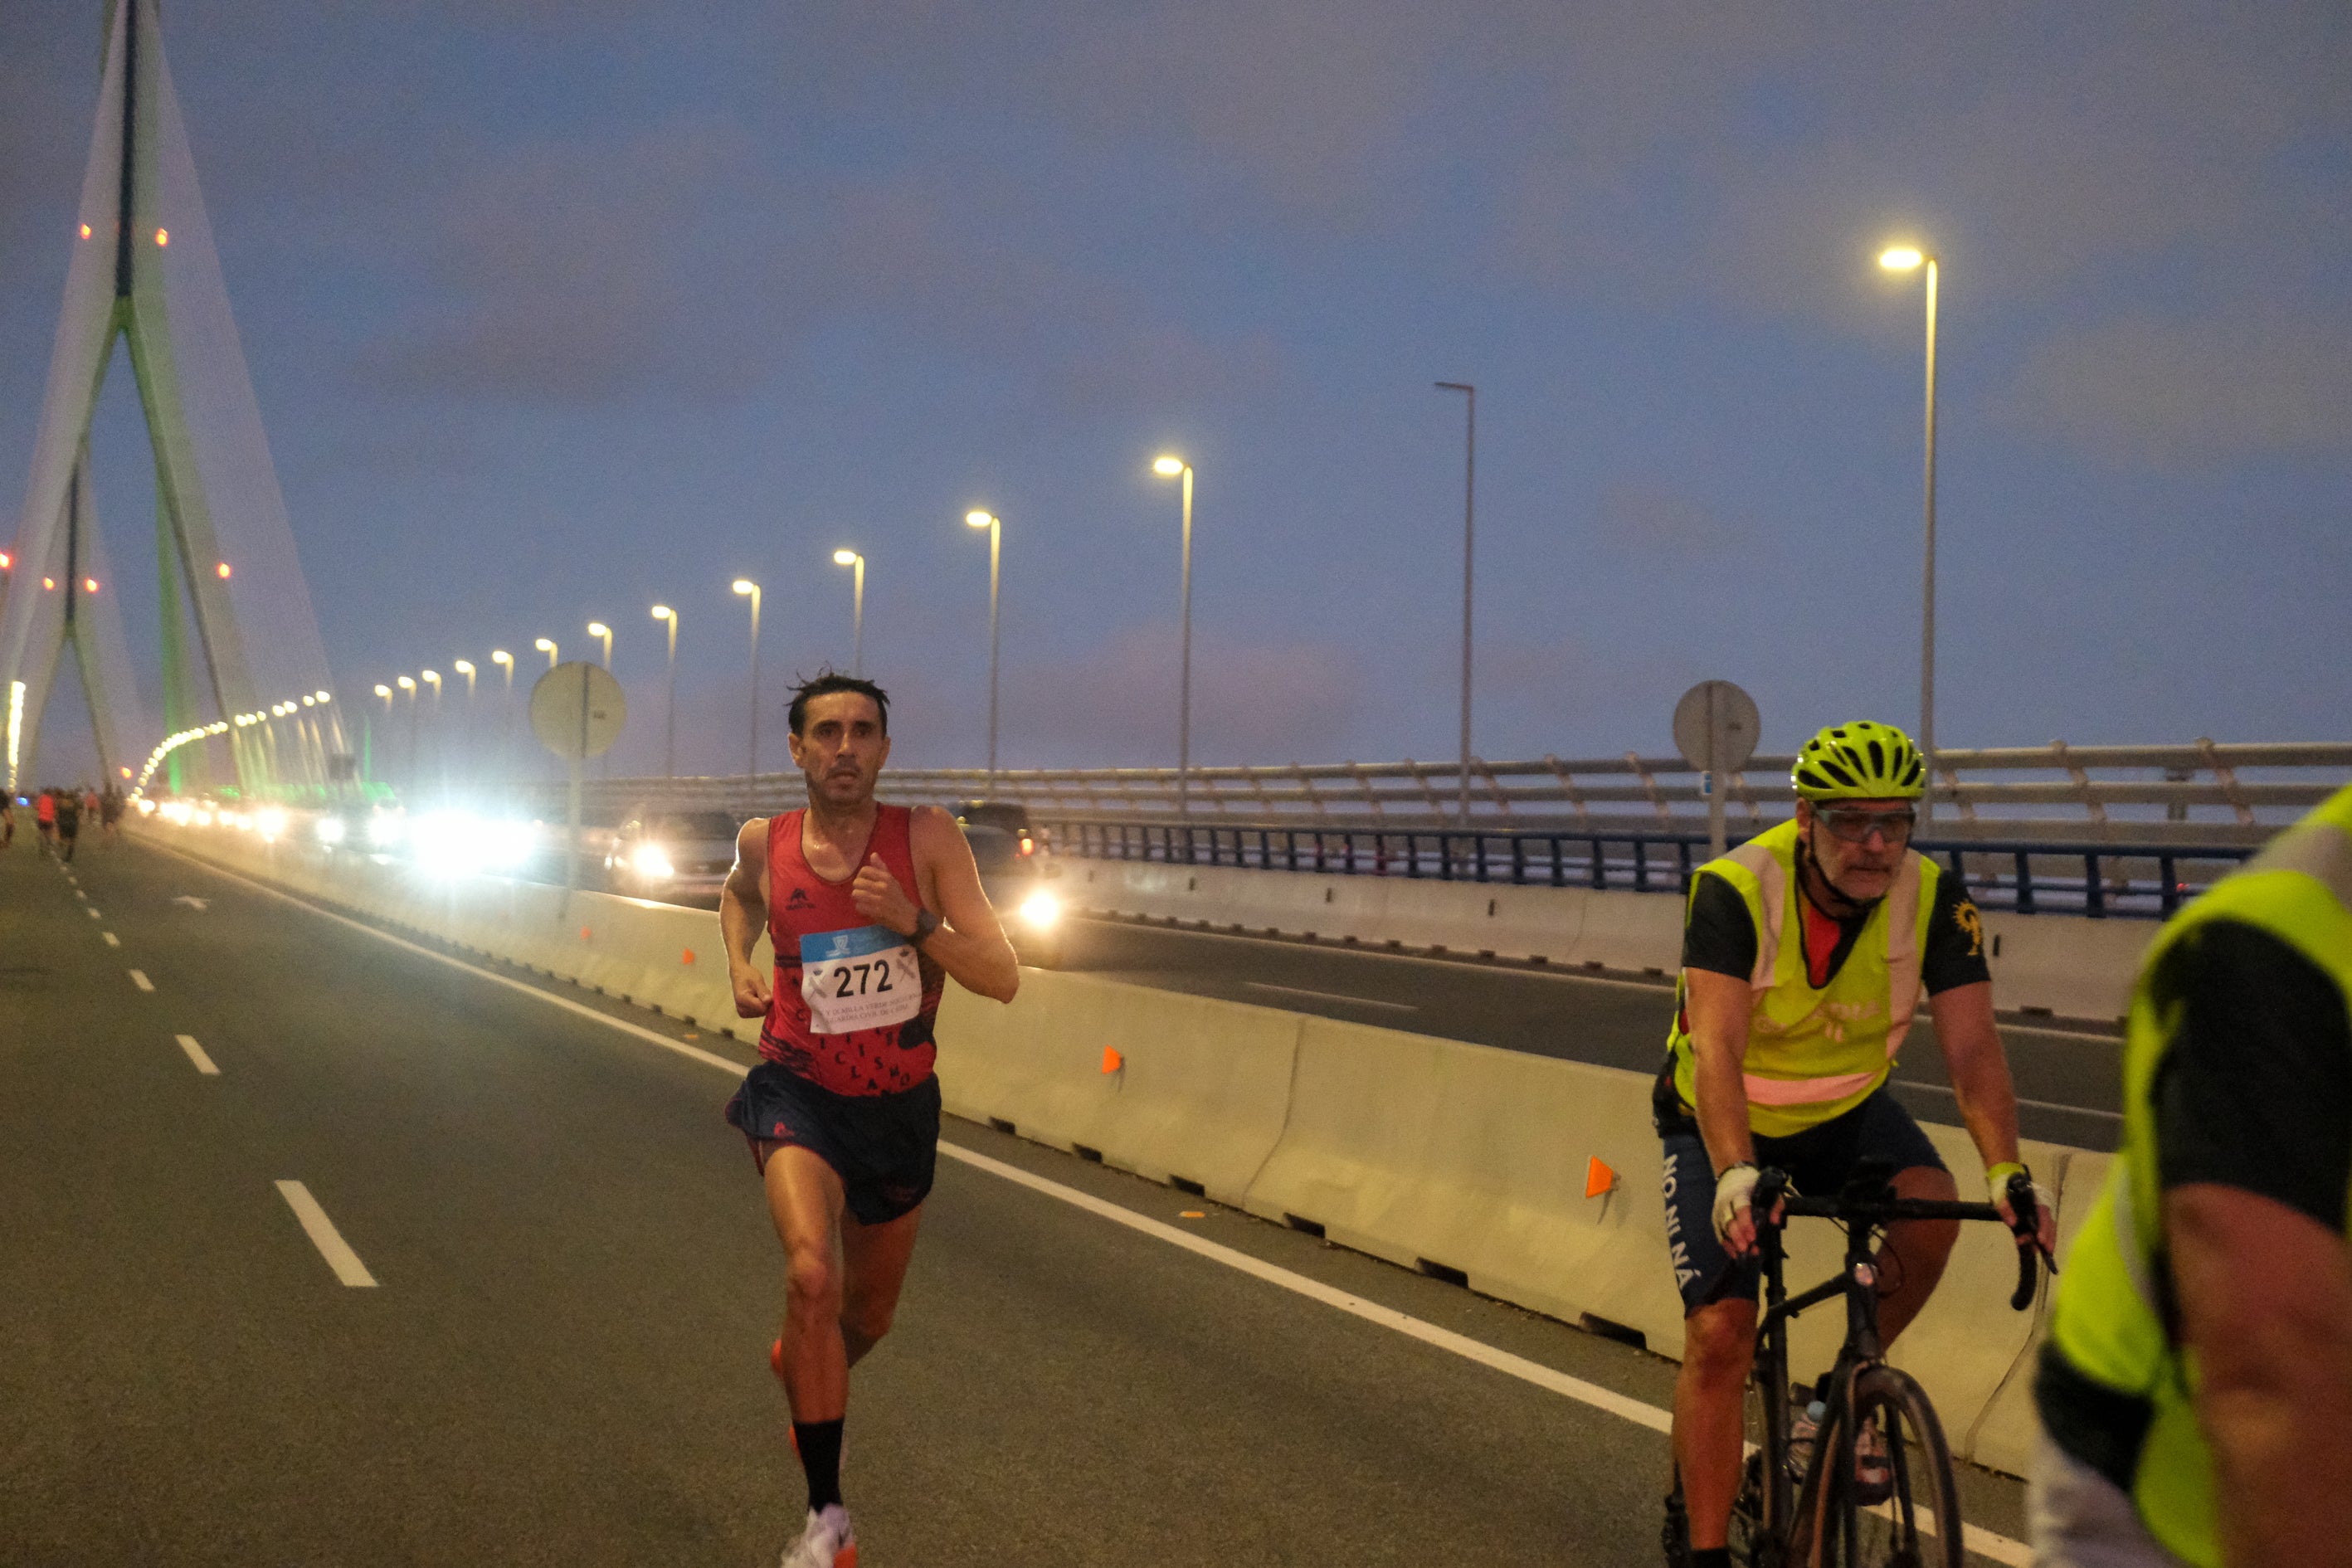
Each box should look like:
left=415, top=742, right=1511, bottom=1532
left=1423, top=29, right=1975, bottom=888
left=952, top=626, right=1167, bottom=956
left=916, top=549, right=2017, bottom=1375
left=1043, top=819, right=2257, bottom=920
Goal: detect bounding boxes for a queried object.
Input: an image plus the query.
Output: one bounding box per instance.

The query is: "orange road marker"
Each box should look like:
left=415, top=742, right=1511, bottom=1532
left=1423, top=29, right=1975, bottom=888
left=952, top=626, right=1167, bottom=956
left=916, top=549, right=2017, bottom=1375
left=1101, top=1046, right=1124, bottom=1074
left=682, top=947, right=696, bottom=965
left=1585, top=1157, right=1618, bottom=1199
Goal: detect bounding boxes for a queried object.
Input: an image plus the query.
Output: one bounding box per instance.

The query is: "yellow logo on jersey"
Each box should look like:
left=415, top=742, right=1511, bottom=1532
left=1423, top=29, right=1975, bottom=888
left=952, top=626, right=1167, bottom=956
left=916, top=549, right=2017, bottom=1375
left=1955, top=900, right=1984, bottom=957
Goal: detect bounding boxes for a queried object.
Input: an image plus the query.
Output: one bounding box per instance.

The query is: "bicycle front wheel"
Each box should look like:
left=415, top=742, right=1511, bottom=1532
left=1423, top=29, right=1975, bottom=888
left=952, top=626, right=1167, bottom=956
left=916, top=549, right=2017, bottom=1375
left=1813, top=1364, right=1965, bottom=1568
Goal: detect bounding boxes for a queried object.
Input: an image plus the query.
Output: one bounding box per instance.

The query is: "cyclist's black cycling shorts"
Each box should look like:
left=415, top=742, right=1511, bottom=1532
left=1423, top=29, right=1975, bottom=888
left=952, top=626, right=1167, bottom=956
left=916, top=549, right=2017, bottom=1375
left=1656, top=1083, right=1945, bottom=1313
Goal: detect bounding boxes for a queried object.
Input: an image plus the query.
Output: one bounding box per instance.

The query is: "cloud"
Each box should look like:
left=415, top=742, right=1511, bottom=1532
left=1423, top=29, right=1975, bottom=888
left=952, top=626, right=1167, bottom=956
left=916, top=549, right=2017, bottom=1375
left=1999, top=310, right=2352, bottom=465
left=1593, top=481, right=1737, bottom=558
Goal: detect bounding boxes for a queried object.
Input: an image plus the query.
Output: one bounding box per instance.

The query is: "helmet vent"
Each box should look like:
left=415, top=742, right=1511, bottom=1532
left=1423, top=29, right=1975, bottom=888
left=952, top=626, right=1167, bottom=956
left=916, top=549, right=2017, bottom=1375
left=1866, top=739, right=1885, bottom=775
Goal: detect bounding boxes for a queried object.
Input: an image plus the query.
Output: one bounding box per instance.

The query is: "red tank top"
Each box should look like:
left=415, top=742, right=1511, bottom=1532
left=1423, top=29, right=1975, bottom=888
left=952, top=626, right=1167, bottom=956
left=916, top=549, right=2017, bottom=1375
left=759, top=804, right=942, bottom=1095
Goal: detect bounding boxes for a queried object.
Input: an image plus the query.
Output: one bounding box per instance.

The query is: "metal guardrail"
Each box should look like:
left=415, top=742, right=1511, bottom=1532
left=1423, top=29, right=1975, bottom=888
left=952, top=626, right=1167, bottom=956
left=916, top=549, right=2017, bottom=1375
left=1048, top=820, right=2256, bottom=921
left=507, top=738, right=2349, bottom=850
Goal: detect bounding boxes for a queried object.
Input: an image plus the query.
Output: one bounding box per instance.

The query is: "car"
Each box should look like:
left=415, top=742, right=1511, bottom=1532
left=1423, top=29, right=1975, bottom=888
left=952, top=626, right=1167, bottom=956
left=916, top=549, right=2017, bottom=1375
left=606, top=806, right=743, bottom=903
left=952, top=800, right=1066, bottom=967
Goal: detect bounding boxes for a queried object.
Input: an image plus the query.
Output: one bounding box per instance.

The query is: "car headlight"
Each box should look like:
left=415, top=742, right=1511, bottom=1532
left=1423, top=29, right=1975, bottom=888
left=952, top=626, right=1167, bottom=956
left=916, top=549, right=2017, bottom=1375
left=632, top=845, right=675, bottom=880
left=315, top=816, right=348, bottom=845
left=1019, top=889, right=1061, bottom=930
left=256, top=809, right=287, bottom=841
left=367, top=813, right=403, bottom=848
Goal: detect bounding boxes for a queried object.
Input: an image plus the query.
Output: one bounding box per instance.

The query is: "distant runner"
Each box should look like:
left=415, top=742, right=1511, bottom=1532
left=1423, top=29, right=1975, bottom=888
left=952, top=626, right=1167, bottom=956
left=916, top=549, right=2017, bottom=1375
left=35, top=788, right=57, bottom=855
left=53, top=787, right=81, bottom=864
left=718, top=670, right=1020, bottom=1568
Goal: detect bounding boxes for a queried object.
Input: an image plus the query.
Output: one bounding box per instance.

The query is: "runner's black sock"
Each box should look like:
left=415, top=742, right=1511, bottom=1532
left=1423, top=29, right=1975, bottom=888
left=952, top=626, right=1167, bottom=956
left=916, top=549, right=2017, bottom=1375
left=1692, top=1549, right=1731, bottom=1568
left=794, top=1419, right=845, bottom=1512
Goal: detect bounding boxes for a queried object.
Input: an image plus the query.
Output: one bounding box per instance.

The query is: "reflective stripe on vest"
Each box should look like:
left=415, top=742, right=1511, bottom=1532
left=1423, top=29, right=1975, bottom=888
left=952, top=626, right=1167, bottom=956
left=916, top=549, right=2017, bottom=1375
left=2043, top=785, right=2352, bottom=1568
left=1668, top=818, right=1936, bottom=1136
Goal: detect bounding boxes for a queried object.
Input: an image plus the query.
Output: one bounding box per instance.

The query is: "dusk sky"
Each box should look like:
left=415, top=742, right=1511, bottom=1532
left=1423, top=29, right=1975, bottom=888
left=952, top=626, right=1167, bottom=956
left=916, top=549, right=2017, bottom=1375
left=2, top=2, right=2346, bottom=782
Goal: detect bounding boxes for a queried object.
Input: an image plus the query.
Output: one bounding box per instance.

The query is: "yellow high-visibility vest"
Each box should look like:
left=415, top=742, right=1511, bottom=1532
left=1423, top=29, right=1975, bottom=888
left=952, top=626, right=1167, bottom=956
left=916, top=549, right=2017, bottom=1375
left=1667, top=817, right=1940, bottom=1138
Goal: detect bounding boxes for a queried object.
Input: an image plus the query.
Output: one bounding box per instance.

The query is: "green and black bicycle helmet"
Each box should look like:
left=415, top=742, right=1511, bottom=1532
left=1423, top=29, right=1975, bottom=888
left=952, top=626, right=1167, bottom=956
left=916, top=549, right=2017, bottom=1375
left=1792, top=720, right=1926, bottom=801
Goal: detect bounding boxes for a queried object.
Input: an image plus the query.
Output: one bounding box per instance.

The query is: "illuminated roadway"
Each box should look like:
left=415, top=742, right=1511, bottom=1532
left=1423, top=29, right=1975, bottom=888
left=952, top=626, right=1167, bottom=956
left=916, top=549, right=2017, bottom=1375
left=1, top=835, right=2039, bottom=1564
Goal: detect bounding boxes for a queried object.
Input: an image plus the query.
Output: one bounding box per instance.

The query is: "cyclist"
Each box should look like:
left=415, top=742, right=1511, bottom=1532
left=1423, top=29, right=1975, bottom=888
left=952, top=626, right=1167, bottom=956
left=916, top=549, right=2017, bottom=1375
left=1656, top=719, right=2055, bottom=1566
left=2032, top=783, right=2352, bottom=1567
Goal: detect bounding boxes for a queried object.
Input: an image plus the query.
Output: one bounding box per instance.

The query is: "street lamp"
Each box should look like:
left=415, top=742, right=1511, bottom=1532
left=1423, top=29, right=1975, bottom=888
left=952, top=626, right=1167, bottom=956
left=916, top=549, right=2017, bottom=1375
left=1879, top=242, right=1941, bottom=822
left=421, top=670, right=443, bottom=796
left=453, top=660, right=477, bottom=790
left=650, top=605, right=679, bottom=779
left=831, top=550, right=865, bottom=676
left=1151, top=455, right=1195, bottom=817
left=490, top=650, right=515, bottom=783
left=587, top=621, right=612, bottom=669
left=397, top=675, right=418, bottom=790
left=733, top=578, right=762, bottom=789
left=965, top=510, right=1002, bottom=782
left=1435, top=382, right=1476, bottom=826
left=535, top=636, right=558, bottom=670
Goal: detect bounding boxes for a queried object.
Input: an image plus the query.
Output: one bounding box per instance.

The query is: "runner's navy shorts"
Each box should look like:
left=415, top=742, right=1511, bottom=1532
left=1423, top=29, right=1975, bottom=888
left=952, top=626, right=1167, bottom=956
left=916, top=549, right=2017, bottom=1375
left=724, top=1063, right=940, bottom=1225
left=1656, top=1083, right=1945, bottom=1313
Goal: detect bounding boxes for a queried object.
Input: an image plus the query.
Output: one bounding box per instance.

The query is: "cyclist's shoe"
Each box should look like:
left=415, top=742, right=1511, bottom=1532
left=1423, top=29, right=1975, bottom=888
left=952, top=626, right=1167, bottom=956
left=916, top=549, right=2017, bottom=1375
left=1852, top=1419, right=1893, bottom=1505
left=777, top=1504, right=857, bottom=1568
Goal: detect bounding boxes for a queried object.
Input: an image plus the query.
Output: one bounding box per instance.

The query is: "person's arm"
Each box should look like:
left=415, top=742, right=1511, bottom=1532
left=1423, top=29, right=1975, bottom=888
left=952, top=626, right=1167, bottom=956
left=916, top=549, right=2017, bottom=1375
left=1686, top=967, right=1765, bottom=1249
left=850, top=806, right=1019, bottom=1003
left=1926, top=981, right=2056, bottom=1249
left=2169, top=1183, right=2352, bottom=1568
left=719, top=817, right=772, bottom=1019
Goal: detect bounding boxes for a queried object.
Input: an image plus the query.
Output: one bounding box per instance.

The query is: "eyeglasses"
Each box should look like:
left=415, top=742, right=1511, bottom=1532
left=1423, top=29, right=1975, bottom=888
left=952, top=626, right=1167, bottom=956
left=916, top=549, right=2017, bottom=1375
left=1816, top=806, right=1916, bottom=847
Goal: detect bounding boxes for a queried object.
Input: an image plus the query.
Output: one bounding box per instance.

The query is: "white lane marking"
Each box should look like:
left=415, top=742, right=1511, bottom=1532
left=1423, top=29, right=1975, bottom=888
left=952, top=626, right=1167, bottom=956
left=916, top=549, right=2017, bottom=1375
left=176, top=1034, right=221, bottom=1075
left=275, top=1181, right=378, bottom=1288
left=103, top=932, right=121, bottom=947
left=1901, top=1079, right=2122, bottom=1122
left=141, top=844, right=745, bottom=1077
left=86, top=907, right=101, bottom=918
left=74, top=889, right=86, bottom=900
left=150, top=841, right=2032, bottom=1562
left=1243, top=981, right=1419, bottom=1012
left=127, top=967, right=151, bottom=989
left=935, top=1142, right=1668, bottom=1432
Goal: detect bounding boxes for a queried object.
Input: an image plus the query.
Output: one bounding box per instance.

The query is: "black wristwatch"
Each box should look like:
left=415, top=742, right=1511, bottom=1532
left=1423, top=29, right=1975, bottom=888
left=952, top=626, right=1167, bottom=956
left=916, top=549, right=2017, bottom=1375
left=908, top=908, right=941, bottom=949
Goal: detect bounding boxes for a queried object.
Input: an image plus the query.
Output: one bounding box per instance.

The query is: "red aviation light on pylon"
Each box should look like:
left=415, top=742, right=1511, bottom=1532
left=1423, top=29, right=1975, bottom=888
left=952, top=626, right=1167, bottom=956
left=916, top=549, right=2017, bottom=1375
left=83, top=577, right=99, bottom=594
left=154, top=228, right=169, bottom=247
left=42, top=577, right=56, bottom=590
left=216, top=561, right=231, bottom=579
left=79, top=223, right=91, bottom=240
left=0, top=551, right=12, bottom=569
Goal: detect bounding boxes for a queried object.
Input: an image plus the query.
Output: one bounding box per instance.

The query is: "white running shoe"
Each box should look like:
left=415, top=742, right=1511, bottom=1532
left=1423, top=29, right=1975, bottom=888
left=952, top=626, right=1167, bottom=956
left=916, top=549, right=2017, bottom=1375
left=778, top=1504, right=857, bottom=1568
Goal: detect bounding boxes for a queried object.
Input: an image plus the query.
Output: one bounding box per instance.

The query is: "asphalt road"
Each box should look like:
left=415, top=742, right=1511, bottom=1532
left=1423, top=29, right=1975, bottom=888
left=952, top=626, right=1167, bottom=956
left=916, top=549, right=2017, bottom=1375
left=1053, top=915, right=2125, bottom=1152
left=0, top=834, right=2045, bottom=1565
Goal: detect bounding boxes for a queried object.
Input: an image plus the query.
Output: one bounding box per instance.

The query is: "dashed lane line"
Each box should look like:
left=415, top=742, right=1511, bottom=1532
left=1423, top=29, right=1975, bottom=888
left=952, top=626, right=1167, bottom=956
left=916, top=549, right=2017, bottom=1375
left=127, top=967, right=152, bottom=990
left=103, top=932, right=121, bottom=947
left=176, top=1035, right=221, bottom=1075
left=86, top=907, right=100, bottom=919
left=275, top=1181, right=377, bottom=1288
left=154, top=845, right=2033, bottom=1564
left=1243, top=980, right=1419, bottom=1011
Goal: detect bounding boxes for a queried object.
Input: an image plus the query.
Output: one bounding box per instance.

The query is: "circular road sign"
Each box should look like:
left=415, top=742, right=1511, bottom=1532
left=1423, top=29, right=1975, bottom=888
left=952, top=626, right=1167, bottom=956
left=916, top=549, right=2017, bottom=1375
left=1673, top=679, right=1761, bottom=776
left=530, top=661, right=627, bottom=761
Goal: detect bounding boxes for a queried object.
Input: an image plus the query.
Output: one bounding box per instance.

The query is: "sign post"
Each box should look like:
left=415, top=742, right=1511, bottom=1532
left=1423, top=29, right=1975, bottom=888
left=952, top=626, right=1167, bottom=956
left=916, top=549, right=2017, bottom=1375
left=1673, top=679, right=1760, bottom=860
left=528, top=661, right=626, bottom=892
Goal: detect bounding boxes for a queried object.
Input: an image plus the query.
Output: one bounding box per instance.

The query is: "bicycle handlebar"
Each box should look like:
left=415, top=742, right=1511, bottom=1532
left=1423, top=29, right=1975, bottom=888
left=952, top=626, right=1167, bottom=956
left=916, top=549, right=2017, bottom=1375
left=1759, top=1168, right=2054, bottom=1311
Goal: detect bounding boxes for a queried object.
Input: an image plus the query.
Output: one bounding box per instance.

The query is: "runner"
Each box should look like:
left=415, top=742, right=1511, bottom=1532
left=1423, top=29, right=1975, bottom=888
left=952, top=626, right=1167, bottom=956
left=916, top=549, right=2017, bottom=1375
left=718, top=670, right=1020, bottom=1568
left=1, top=793, right=14, bottom=850
left=53, top=786, right=81, bottom=864
left=100, top=786, right=124, bottom=842
left=34, top=787, right=56, bottom=855
left=1658, top=720, right=2055, bottom=1566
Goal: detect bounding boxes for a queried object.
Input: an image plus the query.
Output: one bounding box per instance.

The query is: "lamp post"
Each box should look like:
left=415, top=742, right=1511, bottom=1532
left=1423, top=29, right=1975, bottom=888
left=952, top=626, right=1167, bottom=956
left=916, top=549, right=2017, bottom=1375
left=397, top=674, right=417, bottom=790
left=1435, top=381, right=1476, bottom=827
left=535, top=636, right=558, bottom=671
left=373, top=684, right=392, bottom=783
left=490, top=650, right=514, bottom=785
left=421, top=670, right=443, bottom=799
left=1878, top=243, right=1941, bottom=823
left=733, top=578, right=762, bottom=791
left=587, top=621, right=612, bottom=669
left=965, top=511, right=1001, bottom=782
left=650, top=605, right=679, bottom=779
left=1151, top=455, right=1195, bottom=817
left=453, top=660, right=477, bottom=790
left=831, top=550, right=865, bottom=676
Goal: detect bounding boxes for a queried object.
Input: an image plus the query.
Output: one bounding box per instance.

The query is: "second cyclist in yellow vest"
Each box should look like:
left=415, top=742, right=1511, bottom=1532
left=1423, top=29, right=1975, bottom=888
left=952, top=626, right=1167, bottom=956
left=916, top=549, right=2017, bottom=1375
left=1656, top=720, right=2057, bottom=1568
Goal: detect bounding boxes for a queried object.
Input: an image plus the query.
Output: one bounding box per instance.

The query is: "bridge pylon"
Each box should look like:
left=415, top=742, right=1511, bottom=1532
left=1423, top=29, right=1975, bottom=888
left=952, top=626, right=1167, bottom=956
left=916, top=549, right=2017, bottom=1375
left=0, top=0, right=343, bottom=799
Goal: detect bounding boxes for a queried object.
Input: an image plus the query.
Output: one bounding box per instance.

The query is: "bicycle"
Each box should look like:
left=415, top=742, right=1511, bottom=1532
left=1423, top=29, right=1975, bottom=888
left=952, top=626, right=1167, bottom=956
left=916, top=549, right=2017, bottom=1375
left=1663, top=1163, right=2053, bottom=1567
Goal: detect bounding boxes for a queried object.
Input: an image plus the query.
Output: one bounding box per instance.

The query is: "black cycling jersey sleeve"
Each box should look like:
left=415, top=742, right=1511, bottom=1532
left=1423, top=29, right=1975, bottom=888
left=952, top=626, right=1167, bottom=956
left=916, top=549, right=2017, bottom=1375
left=1682, top=872, right=1758, bottom=980
left=1921, top=873, right=1993, bottom=996
left=2152, top=918, right=2352, bottom=1230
